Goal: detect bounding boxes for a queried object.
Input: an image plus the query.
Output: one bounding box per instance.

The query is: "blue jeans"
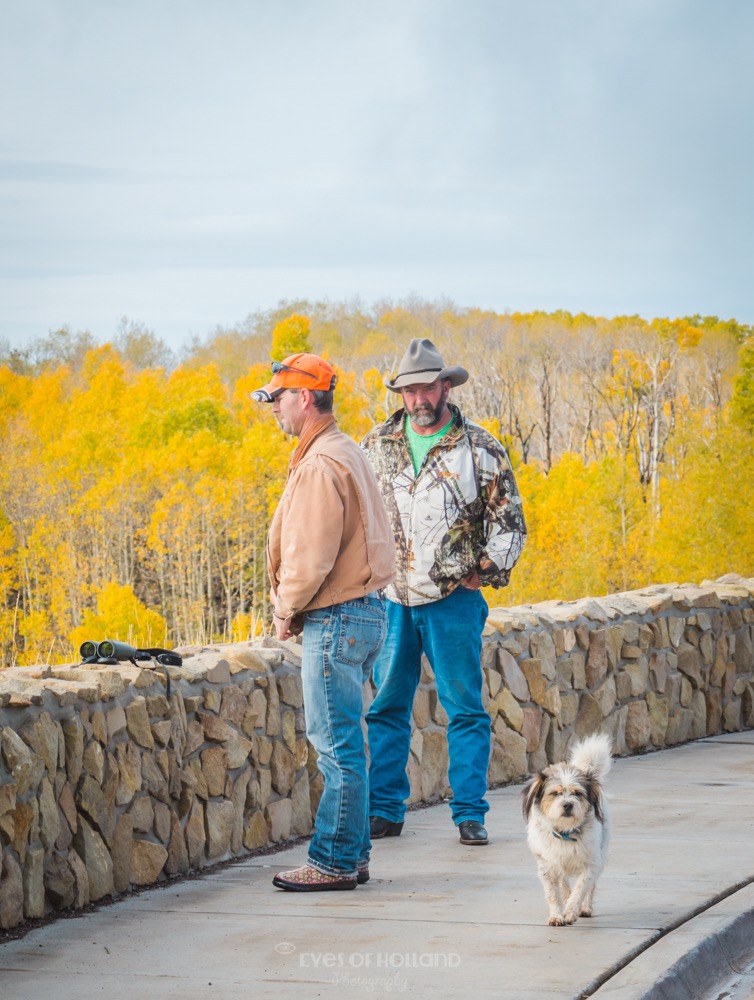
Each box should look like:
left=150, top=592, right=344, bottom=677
left=366, top=586, right=491, bottom=826
left=301, top=593, right=387, bottom=877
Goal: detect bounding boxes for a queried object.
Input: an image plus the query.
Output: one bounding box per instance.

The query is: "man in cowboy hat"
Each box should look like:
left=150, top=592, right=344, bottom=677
left=362, top=339, right=526, bottom=845
left=252, top=352, right=395, bottom=890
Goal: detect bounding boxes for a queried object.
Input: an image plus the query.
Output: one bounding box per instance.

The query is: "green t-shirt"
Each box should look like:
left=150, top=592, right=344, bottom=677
left=405, top=413, right=454, bottom=475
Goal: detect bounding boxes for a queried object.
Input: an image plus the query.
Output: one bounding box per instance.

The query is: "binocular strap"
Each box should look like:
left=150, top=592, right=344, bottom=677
left=133, top=648, right=183, bottom=698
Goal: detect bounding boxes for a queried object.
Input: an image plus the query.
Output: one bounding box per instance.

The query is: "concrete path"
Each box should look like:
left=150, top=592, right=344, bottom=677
left=1, top=733, right=753, bottom=1000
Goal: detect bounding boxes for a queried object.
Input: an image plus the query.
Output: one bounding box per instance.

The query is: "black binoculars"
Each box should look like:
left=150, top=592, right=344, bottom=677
left=79, top=639, right=138, bottom=661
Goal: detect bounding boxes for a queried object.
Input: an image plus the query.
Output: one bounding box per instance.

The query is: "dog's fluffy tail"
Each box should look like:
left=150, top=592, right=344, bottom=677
left=568, top=733, right=612, bottom=781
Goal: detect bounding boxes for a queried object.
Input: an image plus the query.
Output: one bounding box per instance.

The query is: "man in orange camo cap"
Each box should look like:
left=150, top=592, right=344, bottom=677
left=251, top=352, right=395, bottom=891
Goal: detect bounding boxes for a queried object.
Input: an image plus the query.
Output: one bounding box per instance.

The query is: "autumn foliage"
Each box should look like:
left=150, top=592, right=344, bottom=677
left=1, top=303, right=752, bottom=667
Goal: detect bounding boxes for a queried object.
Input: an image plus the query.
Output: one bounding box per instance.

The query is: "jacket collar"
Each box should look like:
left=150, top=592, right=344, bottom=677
left=290, top=413, right=337, bottom=470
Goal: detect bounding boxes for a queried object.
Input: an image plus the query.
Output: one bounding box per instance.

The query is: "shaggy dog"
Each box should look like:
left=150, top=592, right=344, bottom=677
left=522, top=734, right=612, bottom=926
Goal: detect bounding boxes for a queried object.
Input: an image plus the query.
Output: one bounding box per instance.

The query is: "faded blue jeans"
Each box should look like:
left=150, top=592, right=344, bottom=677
left=366, top=586, right=491, bottom=826
left=301, top=593, right=387, bottom=877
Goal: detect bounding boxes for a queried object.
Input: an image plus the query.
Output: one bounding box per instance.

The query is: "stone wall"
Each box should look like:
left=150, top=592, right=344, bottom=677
left=1, top=574, right=752, bottom=930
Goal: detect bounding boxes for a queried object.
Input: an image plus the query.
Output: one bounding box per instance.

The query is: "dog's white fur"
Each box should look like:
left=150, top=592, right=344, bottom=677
left=522, top=734, right=612, bottom=926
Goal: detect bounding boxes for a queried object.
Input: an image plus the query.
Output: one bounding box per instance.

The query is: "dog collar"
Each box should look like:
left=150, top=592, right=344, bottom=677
left=552, top=826, right=582, bottom=842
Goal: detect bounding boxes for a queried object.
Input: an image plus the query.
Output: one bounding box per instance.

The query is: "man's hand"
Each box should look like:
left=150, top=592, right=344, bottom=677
left=273, top=611, right=304, bottom=640
left=460, top=570, right=482, bottom=590
left=274, top=613, right=294, bottom=641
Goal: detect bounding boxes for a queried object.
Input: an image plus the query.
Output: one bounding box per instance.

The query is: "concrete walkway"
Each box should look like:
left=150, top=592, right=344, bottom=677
left=1, top=733, right=753, bottom=1000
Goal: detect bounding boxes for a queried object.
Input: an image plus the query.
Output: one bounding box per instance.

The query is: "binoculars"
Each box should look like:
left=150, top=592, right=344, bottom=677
left=79, top=639, right=138, bottom=661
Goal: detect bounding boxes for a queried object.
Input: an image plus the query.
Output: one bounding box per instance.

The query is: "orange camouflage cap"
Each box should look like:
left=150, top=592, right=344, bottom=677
left=250, top=353, right=337, bottom=402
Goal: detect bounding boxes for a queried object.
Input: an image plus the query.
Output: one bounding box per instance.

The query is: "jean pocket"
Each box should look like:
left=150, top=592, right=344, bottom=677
left=336, top=611, right=386, bottom=666
left=304, top=607, right=331, bottom=624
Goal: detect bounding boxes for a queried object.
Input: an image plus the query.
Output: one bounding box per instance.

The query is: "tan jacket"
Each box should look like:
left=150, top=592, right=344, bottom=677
left=267, top=415, right=395, bottom=622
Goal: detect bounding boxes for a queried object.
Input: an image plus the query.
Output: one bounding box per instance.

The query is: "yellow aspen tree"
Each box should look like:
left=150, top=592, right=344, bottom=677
left=0, top=513, right=19, bottom=667
left=270, top=314, right=311, bottom=359
left=69, top=580, right=167, bottom=656
left=731, top=338, right=754, bottom=430
left=653, top=413, right=754, bottom=582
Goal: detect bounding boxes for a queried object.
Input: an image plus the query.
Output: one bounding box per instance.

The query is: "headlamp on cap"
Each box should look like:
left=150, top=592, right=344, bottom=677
left=250, top=387, right=283, bottom=403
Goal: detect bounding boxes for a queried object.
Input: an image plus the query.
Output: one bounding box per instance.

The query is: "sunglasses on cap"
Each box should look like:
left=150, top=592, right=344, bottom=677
left=271, top=361, right=318, bottom=378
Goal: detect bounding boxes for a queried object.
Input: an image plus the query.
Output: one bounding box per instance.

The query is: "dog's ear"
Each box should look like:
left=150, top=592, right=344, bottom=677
left=522, top=773, right=546, bottom=821
left=586, top=776, right=605, bottom=823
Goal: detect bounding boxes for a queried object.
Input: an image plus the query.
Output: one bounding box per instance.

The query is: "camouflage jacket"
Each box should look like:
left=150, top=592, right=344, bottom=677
left=361, top=404, right=526, bottom=606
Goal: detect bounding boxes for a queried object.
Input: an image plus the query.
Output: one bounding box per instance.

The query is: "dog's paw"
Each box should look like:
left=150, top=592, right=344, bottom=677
left=579, top=909, right=593, bottom=918
left=548, top=915, right=568, bottom=926
left=561, top=911, right=579, bottom=925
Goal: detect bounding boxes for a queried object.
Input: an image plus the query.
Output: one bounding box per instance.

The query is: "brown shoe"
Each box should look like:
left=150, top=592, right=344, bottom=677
left=272, top=864, right=357, bottom=892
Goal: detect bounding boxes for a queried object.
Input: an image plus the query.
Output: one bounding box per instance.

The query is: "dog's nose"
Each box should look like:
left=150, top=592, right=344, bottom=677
left=562, top=802, right=573, bottom=815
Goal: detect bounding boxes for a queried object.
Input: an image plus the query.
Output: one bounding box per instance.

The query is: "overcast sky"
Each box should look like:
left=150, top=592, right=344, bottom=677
left=1, top=0, right=752, bottom=350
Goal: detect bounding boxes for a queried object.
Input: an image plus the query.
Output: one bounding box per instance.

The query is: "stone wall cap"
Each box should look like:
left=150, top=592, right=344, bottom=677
left=260, top=639, right=301, bottom=666
left=0, top=675, right=101, bottom=706
left=0, top=675, right=46, bottom=699
left=524, top=602, right=582, bottom=623
left=701, top=577, right=754, bottom=600
left=50, top=666, right=129, bottom=699
left=0, top=665, right=52, bottom=681
left=171, top=663, right=209, bottom=682
left=571, top=599, right=610, bottom=623
left=600, top=595, right=656, bottom=617
left=672, top=585, right=723, bottom=609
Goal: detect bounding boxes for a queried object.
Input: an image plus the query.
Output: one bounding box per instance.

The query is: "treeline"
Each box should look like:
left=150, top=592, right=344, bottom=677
left=1, top=300, right=753, bottom=668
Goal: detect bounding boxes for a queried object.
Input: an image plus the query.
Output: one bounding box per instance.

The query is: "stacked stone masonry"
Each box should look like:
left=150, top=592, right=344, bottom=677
left=1, top=575, right=752, bottom=931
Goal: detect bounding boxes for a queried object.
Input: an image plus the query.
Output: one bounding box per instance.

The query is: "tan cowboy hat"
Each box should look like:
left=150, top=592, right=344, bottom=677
left=384, top=338, right=469, bottom=392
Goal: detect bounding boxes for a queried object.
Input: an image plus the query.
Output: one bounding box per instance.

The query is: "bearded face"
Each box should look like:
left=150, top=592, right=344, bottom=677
left=401, top=379, right=451, bottom=430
